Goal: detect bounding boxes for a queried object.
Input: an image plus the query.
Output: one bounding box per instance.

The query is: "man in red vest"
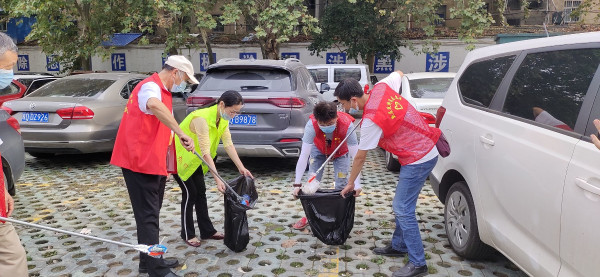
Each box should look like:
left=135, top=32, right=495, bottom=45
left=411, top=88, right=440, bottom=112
left=0, top=32, right=27, bottom=277
left=291, top=101, right=362, bottom=229
left=111, top=55, right=196, bottom=277
left=334, top=71, right=441, bottom=277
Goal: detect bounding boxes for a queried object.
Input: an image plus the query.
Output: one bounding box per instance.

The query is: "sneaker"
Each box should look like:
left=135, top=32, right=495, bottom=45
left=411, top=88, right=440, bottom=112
left=372, top=245, right=407, bottom=257
left=392, top=262, right=428, bottom=277
left=292, top=217, right=308, bottom=230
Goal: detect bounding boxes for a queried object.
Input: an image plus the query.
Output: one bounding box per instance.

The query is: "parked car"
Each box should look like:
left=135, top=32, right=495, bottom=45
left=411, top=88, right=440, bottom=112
left=0, top=109, right=24, bottom=195
left=13, top=73, right=60, bottom=96
left=1, top=73, right=188, bottom=157
left=187, top=58, right=325, bottom=158
left=430, top=32, right=600, bottom=277
left=0, top=80, right=26, bottom=106
left=307, top=64, right=373, bottom=102
left=384, top=72, right=455, bottom=171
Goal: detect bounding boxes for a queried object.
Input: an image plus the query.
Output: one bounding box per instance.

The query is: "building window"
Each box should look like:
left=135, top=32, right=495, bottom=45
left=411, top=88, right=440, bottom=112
left=564, top=1, right=581, bottom=22
left=435, top=5, right=446, bottom=25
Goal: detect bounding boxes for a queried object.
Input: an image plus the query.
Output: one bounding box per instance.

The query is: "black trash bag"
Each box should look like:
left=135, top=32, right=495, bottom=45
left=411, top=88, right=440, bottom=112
left=224, top=175, right=258, bottom=252
left=298, top=188, right=355, bottom=245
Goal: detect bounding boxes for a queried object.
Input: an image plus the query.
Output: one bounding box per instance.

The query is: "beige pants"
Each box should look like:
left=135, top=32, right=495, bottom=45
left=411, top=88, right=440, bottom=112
left=0, top=222, right=28, bottom=277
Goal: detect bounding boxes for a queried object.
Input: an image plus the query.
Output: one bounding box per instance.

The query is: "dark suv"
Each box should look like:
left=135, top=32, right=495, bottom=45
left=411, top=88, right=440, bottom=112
left=186, top=58, right=325, bottom=157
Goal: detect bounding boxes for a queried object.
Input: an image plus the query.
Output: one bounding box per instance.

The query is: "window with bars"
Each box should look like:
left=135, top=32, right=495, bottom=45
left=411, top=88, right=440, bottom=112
left=564, top=0, right=581, bottom=22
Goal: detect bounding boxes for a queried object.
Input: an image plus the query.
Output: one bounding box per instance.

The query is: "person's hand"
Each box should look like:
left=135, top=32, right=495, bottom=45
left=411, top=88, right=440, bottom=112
left=292, top=187, right=301, bottom=199
left=179, top=134, right=194, bottom=152
left=239, top=167, right=254, bottom=179
left=5, top=192, right=14, bottom=217
left=216, top=179, right=226, bottom=194
left=591, top=119, right=600, bottom=150
left=340, top=183, right=355, bottom=198
left=353, top=188, right=362, bottom=197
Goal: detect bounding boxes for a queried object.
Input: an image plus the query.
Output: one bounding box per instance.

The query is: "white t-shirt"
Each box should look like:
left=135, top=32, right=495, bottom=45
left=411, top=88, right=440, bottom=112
left=138, top=82, right=163, bottom=115
left=358, top=72, right=438, bottom=164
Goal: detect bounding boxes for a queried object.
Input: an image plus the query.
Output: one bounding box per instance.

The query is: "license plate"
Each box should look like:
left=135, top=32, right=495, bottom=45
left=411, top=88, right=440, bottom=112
left=229, top=114, right=256, bottom=125
left=22, top=112, right=49, bottom=123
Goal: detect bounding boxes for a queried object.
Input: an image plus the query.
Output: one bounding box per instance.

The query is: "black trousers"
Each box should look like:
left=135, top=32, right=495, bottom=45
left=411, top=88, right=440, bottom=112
left=122, top=168, right=171, bottom=277
left=173, top=170, right=217, bottom=241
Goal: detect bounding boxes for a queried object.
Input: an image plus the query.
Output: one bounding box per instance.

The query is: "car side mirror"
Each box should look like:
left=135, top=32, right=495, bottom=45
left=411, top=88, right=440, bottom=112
left=319, top=83, right=330, bottom=94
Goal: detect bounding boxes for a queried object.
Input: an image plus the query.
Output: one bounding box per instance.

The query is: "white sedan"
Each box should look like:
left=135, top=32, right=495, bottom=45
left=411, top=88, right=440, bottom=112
left=384, top=72, right=456, bottom=171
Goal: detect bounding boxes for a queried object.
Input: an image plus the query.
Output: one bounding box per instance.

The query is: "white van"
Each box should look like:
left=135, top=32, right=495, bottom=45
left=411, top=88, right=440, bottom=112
left=307, top=64, right=373, bottom=102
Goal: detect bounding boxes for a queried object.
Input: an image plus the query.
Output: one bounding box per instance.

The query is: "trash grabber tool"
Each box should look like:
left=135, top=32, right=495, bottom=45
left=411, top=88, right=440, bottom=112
left=0, top=216, right=167, bottom=257
left=192, top=150, right=243, bottom=202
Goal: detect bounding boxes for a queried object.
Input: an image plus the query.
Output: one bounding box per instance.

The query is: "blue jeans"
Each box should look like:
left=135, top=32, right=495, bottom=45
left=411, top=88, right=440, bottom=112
left=308, top=147, right=350, bottom=190
left=391, top=156, right=438, bottom=267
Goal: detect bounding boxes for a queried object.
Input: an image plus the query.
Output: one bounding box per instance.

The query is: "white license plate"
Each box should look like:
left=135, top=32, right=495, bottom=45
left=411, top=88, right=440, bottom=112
left=230, top=114, right=256, bottom=125
left=22, top=112, right=49, bottom=123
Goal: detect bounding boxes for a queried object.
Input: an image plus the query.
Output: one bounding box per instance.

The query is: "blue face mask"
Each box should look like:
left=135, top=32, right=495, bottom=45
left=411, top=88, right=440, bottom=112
left=348, top=100, right=360, bottom=115
left=170, top=72, right=187, bottom=93
left=0, top=69, right=14, bottom=89
left=319, top=123, right=336, bottom=134
left=220, top=109, right=232, bottom=121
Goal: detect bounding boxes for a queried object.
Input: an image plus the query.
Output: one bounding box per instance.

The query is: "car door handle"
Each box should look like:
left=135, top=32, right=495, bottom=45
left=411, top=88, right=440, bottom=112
left=479, top=136, right=495, bottom=146
left=575, top=178, right=600, bottom=196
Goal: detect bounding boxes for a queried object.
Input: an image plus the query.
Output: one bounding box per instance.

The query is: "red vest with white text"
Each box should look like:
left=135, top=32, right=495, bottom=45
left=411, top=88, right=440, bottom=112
left=363, top=83, right=440, bottom=165
left=110, top=73, right=173, bottom=176
left=310, top=112, right=354, bottom=159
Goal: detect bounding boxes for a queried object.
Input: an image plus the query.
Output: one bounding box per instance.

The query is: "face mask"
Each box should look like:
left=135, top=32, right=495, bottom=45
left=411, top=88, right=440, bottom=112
left=319, top=123, right=336, bottom=134
left=170, top=71, right=186, bottom=93
left=0, top=69, right=14, bottom=89
left=220, top=108, right=232, bottom=121
left=348, top=100, right=360, bottom=115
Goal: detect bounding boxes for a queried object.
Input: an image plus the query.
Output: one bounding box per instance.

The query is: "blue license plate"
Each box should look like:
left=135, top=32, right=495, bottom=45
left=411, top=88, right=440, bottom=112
left=230, top=114, right=256, bottom=125
left=22, top=112, right=49, bottom=123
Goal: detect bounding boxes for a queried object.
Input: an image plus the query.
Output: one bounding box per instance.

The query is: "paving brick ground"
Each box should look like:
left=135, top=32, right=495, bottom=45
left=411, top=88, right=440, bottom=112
left=11, top=150, right=526, bottom=277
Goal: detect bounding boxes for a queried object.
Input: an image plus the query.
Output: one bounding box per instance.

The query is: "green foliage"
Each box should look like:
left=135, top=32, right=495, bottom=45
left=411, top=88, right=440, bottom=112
left=221, top=0, right=320, bottom=59
left=571, top=0, right=600, bottom=22
left=450, top=0, right=495, bottom=50
left=309, top=0, right=405, bottom=66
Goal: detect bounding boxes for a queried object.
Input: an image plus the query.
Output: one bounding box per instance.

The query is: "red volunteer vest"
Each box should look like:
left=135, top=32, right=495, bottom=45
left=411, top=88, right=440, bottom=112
left=363, top=83, right=441, bottom=165
left=0, top=153, right=5, bottom=221
left=310, top=112, right=355, bottom=159
left=110, top=73, right=173, bottom=176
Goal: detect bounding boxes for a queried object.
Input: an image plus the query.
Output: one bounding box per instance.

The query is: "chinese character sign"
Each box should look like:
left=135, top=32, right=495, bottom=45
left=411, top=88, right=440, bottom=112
left=374, top=55, right=394, bottom=74
left=112, top=53, right=127, bottom=71
left=17, top=55, right=29, bottom=71
left=200, top=53, right=217, bottom=72
left=161, top=53, right=169, bottom=66
left=46, top=55, right=59, bottom=72
left=239, top=52, right=257, bottom=60
left=326, top=53, right=346, bottom=64
left=426, top=52, right=449, bottom=72
left=281, top=52, right=300, bottom=59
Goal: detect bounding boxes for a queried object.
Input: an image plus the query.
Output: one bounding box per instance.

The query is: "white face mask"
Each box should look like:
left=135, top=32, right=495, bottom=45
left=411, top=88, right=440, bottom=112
left=170, top=71, right=186, bottom=93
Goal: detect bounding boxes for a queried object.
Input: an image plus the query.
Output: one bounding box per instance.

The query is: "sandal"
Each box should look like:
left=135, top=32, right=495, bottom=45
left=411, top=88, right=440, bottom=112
left=184, top=238, right=202, bottom=247
left=292, top=217, right=309, bottom=230
left=208, top=232, right=225, bottom=240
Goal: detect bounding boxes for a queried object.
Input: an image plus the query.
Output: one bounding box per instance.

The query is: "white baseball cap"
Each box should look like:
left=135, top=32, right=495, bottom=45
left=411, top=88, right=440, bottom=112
left=165, top=55, right=199, bottom=84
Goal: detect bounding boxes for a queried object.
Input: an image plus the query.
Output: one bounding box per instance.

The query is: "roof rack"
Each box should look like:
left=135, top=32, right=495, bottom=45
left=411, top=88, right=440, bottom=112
left=217, top=58, right=241, bottom=63
left=284, top=58, right=301, bottom=65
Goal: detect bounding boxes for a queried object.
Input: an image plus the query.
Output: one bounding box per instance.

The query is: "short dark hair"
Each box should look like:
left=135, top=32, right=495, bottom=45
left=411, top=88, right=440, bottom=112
left=313, top=101, right=338, bottom=123
left=218, top=90, right=244, bottom=107
left=334, top=78, right=363, bottom=101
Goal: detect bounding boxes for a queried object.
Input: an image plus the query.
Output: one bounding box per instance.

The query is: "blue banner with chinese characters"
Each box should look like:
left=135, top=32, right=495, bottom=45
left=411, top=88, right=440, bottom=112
left=200, top=53, right=217, bottom=72
left=112, top=53, right=126, bottom=71
left=374, top=55, right=394, bottom=74
left=426, top=52, right=450, bottom=72
left=17, top=55, right=29, bottom=71
left=326, top=53, right=346, bottom=64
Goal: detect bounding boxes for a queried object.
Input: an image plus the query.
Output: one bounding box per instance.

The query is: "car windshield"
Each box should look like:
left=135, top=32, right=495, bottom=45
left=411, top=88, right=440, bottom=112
left=409, top=78, right=453, bottom=99
left=27, top=78, right=115, bottom=97
left=198, top=69, right=291, bottom=92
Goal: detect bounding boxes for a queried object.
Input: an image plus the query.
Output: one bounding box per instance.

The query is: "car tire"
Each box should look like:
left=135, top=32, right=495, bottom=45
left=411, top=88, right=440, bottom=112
left=444, top=181, right=493, bottom=259
left=28, top=152, right=55, bottom=159
left=4, top=171, right=14, bottom=196
left=385, top=151, right=401, bottom=172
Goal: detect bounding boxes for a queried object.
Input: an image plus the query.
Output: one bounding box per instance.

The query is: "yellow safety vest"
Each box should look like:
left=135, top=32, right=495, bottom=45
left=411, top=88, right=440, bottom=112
left=176, top=104, right=229, bottom=181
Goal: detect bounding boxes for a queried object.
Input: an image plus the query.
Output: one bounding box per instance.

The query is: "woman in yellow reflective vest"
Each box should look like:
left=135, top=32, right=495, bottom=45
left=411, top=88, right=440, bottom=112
left=173, top=90, right=253, bottom=247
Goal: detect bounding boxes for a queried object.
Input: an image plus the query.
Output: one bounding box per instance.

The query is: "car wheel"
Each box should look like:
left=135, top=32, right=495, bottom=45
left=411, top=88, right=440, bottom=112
left=444, top=181, right=493, bottom=259
left=28, top=152, right=55, bottom=159
left=4, top=171, right=14, bottom=196
left=385, top=151, right=400, bottom=172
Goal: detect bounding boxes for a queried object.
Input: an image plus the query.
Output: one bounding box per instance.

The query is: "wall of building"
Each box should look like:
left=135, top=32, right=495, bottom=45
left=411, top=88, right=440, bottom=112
left=15, top=38, right=495, bottom=79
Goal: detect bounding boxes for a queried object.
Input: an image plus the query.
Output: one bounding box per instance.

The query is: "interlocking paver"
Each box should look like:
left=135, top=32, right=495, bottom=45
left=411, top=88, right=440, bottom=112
left=11, top=151, right=527, bottom=276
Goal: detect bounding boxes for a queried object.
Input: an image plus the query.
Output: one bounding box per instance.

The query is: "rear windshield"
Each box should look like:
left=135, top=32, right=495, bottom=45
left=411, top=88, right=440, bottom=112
left=28, top=78, right=115, bottom=97
left=198, top=69, right=292, bottom=92
left=409, top=78, right=453, bottom=99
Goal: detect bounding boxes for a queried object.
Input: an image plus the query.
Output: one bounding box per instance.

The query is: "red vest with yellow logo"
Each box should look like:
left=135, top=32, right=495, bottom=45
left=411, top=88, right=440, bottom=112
left=363, top=83, right=440, bottom=165
left=110, top=73, right=173, bottom=176
left=310, top=112, right=355, bottom=159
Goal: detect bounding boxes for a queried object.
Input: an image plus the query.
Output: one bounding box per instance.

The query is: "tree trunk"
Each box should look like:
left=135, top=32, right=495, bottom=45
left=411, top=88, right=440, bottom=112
left=75, top=1, right=92, bottom=71
left=366, top=54, right=375, bottom=75
left=76, top=56, right=92, bottom=71
left=260, top=36, right=280, bottom=60
left=200, top=29, right=215, bottom=64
